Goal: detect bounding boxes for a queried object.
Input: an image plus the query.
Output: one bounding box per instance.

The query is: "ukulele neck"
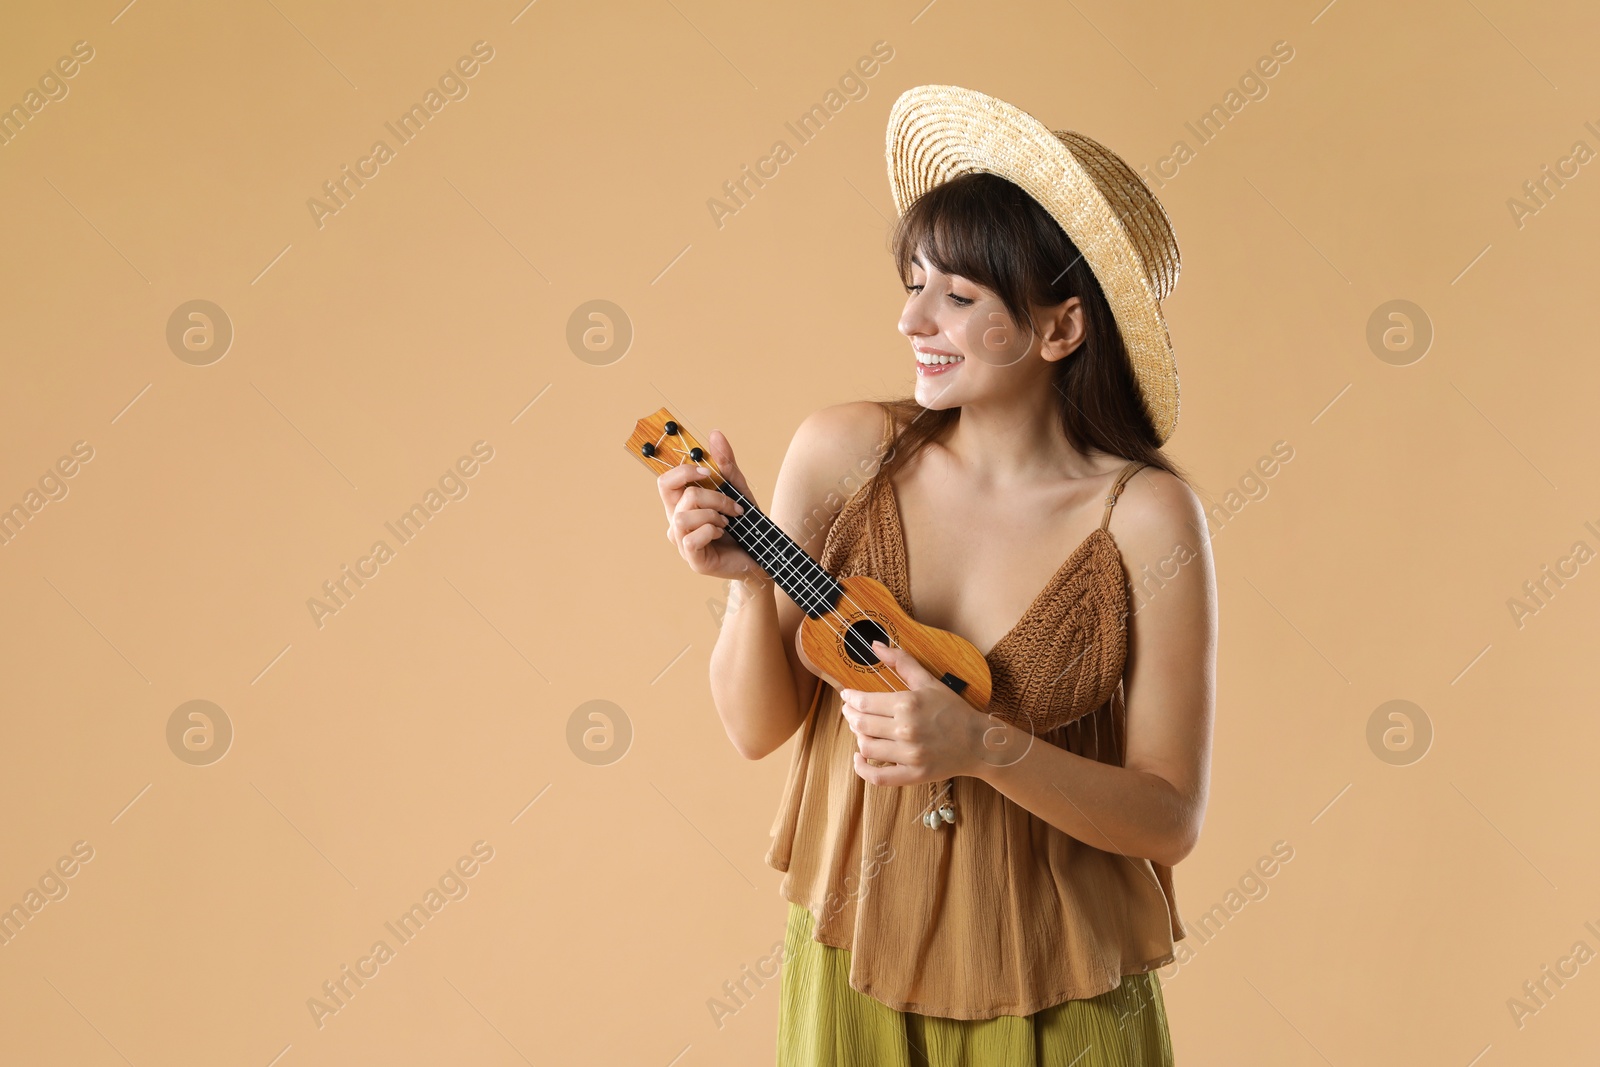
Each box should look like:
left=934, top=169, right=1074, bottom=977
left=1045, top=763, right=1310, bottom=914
left=712, top=481, right=842, bottom=618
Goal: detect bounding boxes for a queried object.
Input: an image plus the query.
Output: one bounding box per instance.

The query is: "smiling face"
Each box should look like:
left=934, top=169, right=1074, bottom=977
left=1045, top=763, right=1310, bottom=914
left=898, top=249, right=1085, bottom=411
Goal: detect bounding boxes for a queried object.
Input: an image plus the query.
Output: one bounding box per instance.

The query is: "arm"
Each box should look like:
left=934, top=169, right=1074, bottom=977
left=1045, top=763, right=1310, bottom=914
left=844, top=467, right=1217, bottom=866
left=707, top=401, right=893, bottom=760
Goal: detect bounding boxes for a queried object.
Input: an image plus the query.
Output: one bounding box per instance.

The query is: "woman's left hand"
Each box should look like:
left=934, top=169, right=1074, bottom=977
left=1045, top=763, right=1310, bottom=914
left=840, top=640, right=997, bottom=786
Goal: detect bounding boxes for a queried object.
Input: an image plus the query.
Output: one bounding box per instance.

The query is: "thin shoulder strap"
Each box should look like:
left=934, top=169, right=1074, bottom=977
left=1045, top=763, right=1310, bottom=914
left=1099, top=460, right=1149, bottom=530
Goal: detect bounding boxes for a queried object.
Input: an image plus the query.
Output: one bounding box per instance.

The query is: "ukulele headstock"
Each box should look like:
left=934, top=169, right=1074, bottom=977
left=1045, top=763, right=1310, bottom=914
left=624, top=407, right=725, bottom=488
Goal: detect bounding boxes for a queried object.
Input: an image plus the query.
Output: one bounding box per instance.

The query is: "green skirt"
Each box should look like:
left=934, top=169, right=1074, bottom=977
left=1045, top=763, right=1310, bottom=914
left=777, top=903, right=1174, bottom=1067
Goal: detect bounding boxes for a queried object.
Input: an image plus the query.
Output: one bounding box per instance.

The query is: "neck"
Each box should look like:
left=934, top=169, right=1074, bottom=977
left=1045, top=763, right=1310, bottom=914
left=943, top=400, right=1102, bottom=486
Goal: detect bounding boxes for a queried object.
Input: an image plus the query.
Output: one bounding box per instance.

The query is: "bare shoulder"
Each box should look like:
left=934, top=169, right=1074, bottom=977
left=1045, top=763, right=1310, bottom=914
left=782, top=401, right=891, bottom=488
left=769, top=401, right=891, bottom=553
left=1107, top=463, right=1216, bottom=586
left=795, top=400, right=891, bottom=458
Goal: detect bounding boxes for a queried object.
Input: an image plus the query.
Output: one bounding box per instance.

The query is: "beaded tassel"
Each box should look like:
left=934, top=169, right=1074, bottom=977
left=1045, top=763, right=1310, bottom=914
left=924, top=779, right=956, bottom=828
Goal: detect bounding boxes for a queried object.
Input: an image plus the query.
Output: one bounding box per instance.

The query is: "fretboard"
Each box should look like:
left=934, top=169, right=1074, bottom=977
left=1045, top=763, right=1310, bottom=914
left=713, top=481, right=843, bottom=617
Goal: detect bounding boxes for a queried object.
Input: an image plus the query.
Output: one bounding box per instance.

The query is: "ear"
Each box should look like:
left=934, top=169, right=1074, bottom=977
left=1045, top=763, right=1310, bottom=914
left=1035, top=296, right=1086, bottom=364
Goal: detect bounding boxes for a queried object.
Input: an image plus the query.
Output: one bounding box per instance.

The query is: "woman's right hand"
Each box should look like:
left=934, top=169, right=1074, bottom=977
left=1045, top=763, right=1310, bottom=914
left=656, top=429, right=766, bottom=582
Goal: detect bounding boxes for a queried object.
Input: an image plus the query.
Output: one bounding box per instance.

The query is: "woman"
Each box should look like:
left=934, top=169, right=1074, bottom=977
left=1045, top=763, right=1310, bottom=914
left=657, top=85, right=1216, bottom=1065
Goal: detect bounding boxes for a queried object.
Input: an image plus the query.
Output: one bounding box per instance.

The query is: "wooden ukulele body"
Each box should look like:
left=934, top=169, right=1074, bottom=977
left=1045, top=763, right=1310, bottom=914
left=795, top=574, right=993, bottom=714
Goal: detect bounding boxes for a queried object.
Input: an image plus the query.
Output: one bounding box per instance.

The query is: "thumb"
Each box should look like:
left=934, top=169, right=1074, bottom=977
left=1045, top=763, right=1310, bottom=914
left=871, top=640, right=940, bottom=689
left=706, top=429, right=758, bottom=503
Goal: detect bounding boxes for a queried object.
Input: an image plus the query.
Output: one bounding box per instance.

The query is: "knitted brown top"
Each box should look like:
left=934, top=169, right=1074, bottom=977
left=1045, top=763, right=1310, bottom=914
left=765, top=405, right=1186, bottom=1020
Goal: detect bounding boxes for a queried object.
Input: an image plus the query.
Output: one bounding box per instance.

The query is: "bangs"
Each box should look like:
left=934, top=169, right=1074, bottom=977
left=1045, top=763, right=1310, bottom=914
left=893, top=192, right=1001, bottom=290
left=891, top=177, right=1014, bottom=295
left=889, top=172, right=1079, bottom=335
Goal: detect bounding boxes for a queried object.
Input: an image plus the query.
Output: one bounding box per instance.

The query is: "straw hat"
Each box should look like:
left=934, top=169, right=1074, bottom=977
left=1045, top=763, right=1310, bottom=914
left=886, top=84, right=1182, bottom=444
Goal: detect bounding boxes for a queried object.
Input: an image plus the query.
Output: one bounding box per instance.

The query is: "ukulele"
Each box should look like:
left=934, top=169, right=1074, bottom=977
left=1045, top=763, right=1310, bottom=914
left=625, top=407, right=995, bottom=718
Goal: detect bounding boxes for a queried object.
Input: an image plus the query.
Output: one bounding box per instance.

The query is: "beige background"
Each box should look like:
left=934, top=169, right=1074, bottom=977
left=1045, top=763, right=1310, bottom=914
left=2, top=0, right=1597, bottom=1063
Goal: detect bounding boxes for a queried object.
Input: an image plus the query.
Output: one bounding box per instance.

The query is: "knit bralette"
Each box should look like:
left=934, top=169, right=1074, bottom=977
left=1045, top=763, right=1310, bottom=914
left=820, top=447, right=1143, bottom=740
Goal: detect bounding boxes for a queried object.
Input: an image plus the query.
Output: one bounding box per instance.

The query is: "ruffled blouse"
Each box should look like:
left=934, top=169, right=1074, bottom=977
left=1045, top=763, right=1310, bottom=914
left=764, top=408, right=1186, bottom=1020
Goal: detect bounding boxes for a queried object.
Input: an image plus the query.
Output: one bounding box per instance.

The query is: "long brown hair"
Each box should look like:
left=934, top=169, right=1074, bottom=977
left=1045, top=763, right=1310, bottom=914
left=873, top=171, right=1188, bottom=486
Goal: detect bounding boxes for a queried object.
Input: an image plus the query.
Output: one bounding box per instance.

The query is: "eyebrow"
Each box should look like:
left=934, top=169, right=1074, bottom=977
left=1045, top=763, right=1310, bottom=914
left=910, top=254, right=966, bottom=284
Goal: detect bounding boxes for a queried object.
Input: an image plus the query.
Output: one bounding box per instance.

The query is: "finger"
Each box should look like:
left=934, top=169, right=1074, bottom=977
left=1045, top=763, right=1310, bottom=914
left=672, top=507, right=731, bottom=537
left=854, top=734, right=909, bottom=764
left=657, top=461, right=709, bottom=493
left=706, top=430, right=757, bottom=501
left=679, top=485, right=746, bottom=518
left=870, top=640, right=941, bottom=689
left=839, top=687, right=897, bottom=720
left=682, top=524, right=724, bottom=553
left=852, top=750, right=918, bottom=787
left=842, top=704, right=898, bottom=740
left=656, top=462, right=711, bottom=510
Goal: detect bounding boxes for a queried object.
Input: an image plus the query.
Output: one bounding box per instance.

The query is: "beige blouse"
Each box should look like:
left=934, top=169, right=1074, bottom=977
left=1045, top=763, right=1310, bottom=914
left=765, top=407, right=1186, bottom=1020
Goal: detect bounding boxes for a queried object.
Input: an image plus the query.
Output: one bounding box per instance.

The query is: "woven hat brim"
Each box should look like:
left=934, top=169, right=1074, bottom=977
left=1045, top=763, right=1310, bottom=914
left=885, top=84, right=1179, bottom=444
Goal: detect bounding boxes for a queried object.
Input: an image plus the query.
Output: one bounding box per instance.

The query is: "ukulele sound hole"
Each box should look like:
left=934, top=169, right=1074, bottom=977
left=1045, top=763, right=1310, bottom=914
left=843, top=619, right=891, bottom=666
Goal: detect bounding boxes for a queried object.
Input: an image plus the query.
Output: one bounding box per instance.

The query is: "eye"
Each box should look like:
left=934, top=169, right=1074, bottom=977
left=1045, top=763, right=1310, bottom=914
left=904, top=282, right=974, bottom=307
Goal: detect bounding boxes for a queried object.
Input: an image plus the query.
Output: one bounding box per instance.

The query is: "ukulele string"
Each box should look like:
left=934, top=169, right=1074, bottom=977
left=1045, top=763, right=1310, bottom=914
left=724, top=492, right=905, bottom=679
left=658, top=448, right=906, bottom=690
left=655, top=437, right=856, bottom=632
left=688, top=457, right=910, bottom=691
left=715, top=470, right=951, bottom=813
left=651, top=434, right=875, bottom=639
left=653, top=443, right=952, bottom=822
left=650, top=440, right=912, bottom=696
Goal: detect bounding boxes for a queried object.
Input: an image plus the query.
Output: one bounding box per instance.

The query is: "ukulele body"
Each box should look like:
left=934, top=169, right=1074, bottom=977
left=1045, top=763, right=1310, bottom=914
left=796, top=573, right=993, bottom=714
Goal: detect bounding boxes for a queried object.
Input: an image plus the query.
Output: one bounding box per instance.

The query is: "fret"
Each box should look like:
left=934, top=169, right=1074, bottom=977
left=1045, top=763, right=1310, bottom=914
left=713, top=481, right=843, bottom=618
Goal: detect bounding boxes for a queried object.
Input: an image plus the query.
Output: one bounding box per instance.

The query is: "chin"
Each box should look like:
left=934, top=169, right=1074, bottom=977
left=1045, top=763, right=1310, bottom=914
left=913, top=376, right=967, bottom=408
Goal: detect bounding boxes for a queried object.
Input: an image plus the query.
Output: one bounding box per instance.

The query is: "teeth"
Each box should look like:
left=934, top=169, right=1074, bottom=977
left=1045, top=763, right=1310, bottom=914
left=916, top=352, right=964, bottom=365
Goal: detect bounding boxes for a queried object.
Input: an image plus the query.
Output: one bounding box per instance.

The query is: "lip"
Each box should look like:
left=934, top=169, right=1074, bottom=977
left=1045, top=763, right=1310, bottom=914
left=914, top=348, right=965, bottom=376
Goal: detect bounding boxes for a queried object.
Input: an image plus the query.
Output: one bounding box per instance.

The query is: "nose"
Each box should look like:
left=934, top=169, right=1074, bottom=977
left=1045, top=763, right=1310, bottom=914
left=898, top=287, right=937, bottom=340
